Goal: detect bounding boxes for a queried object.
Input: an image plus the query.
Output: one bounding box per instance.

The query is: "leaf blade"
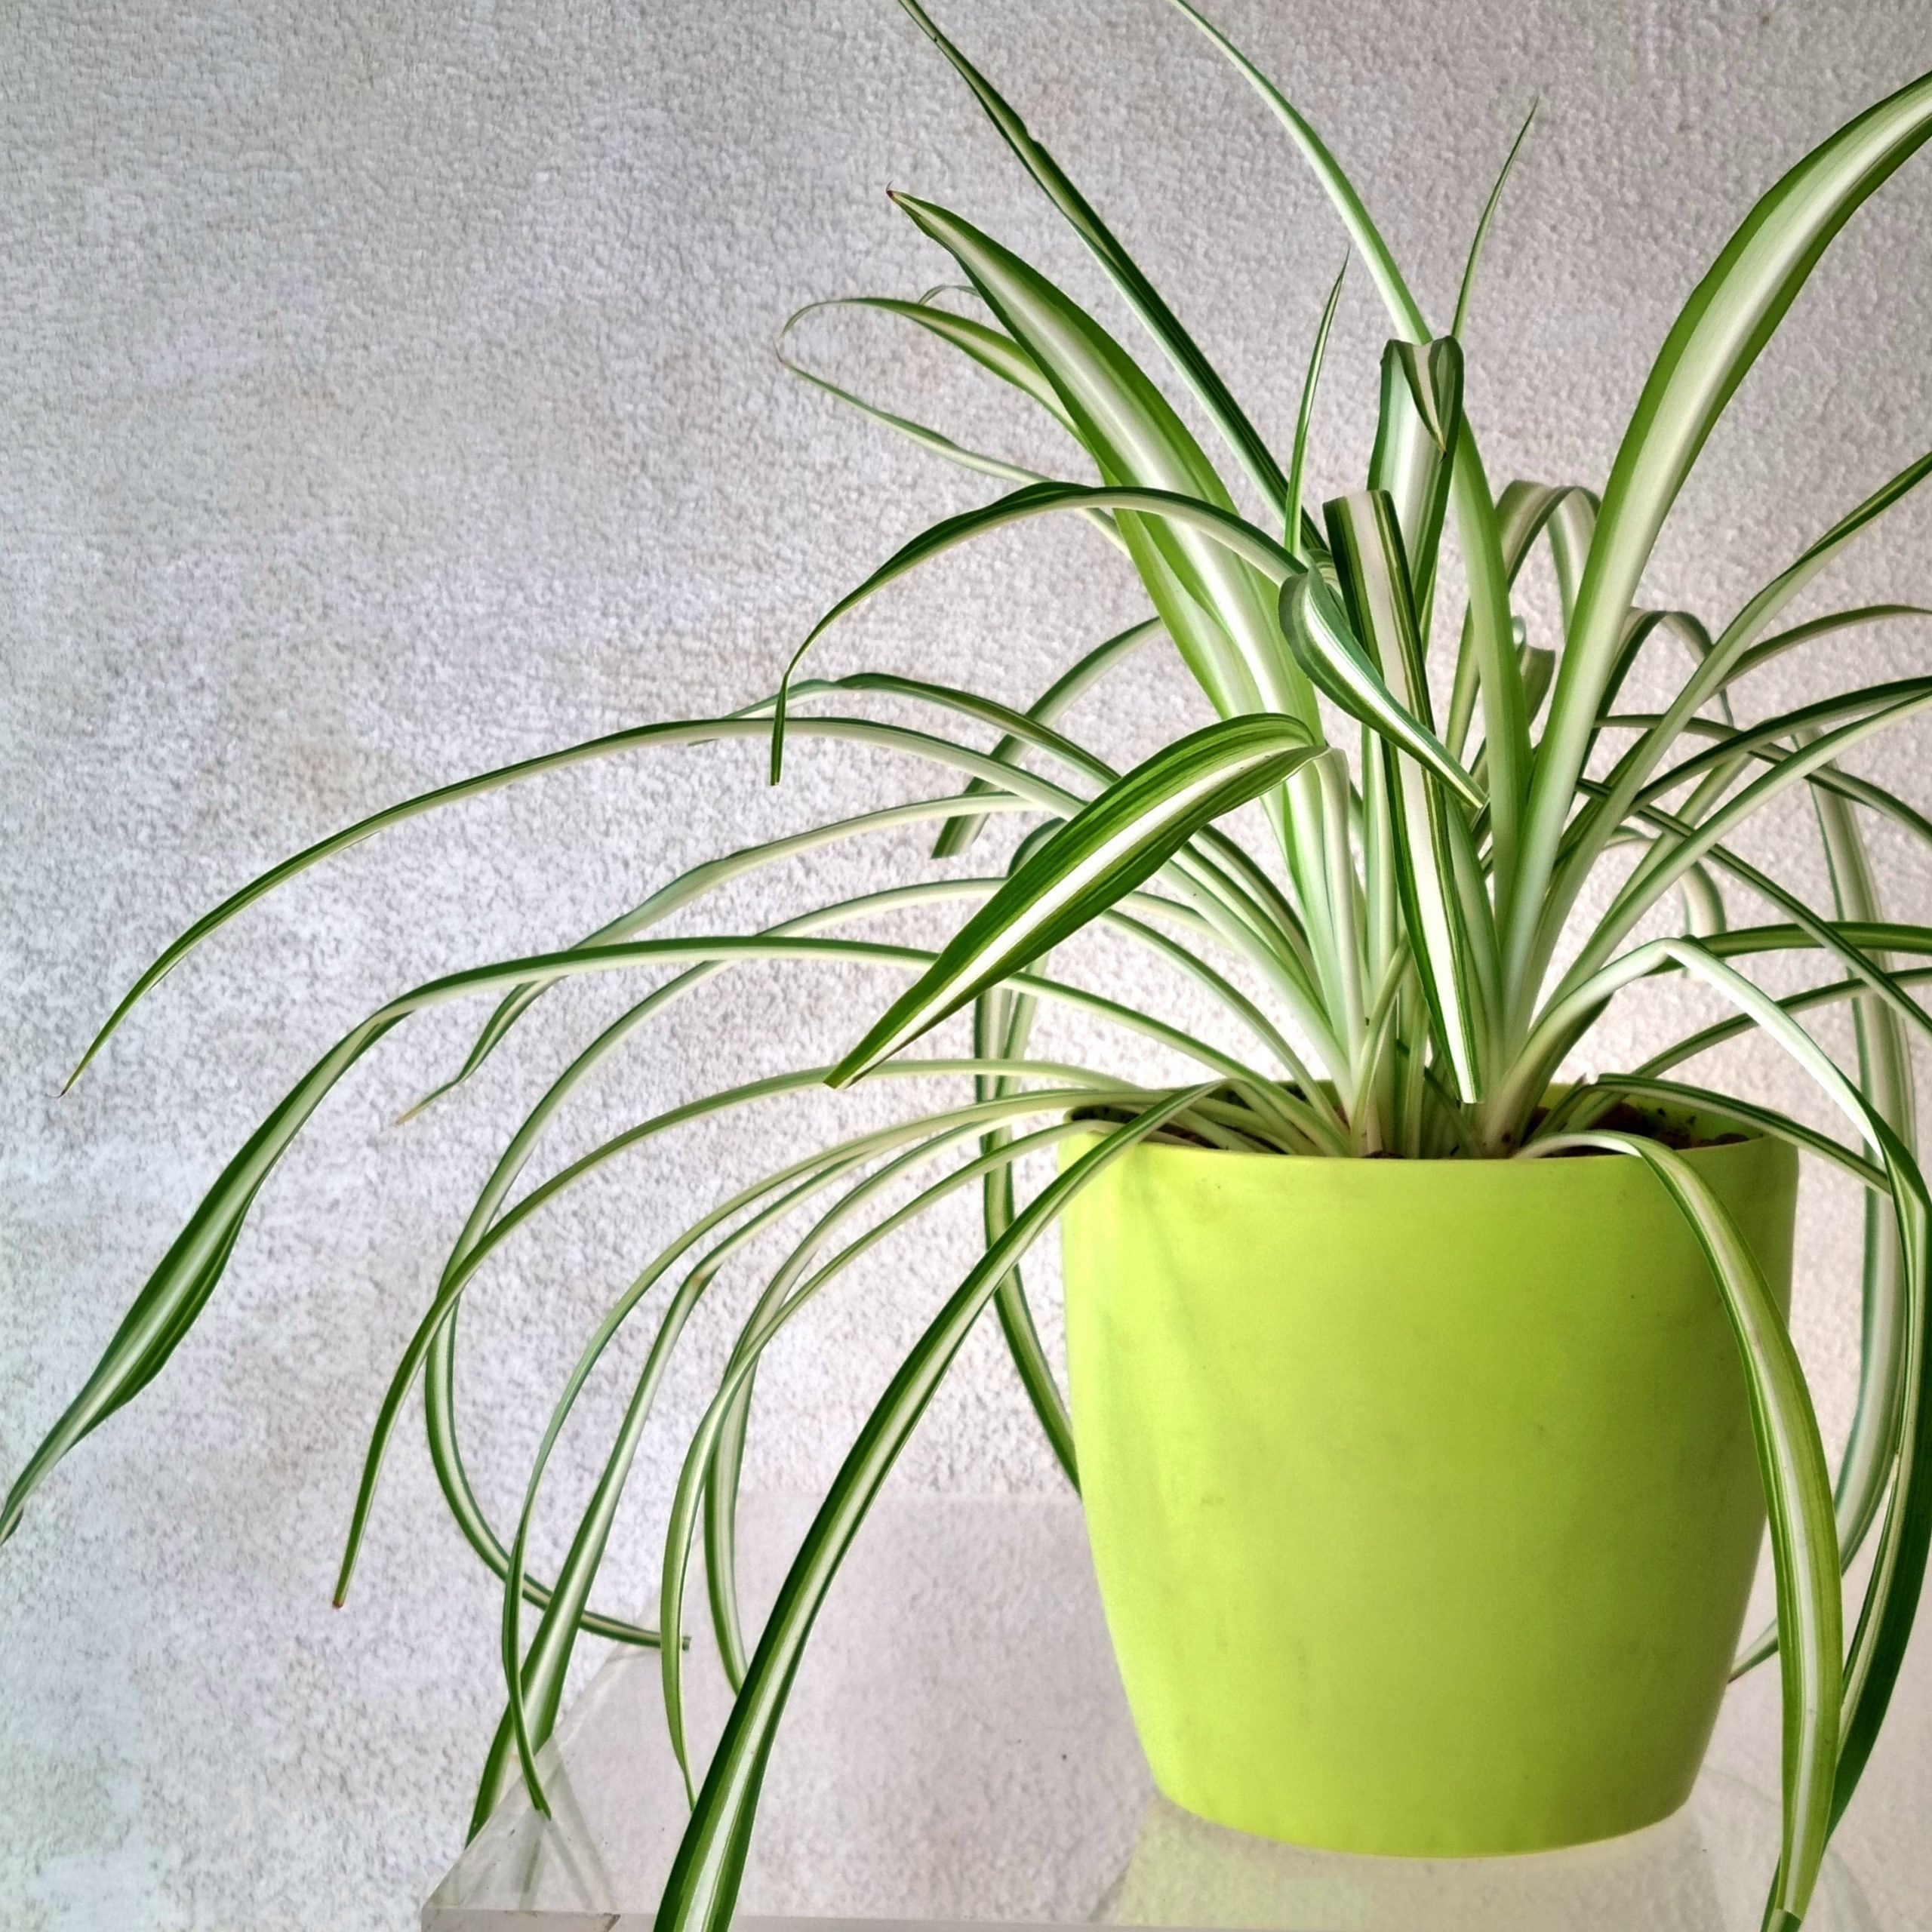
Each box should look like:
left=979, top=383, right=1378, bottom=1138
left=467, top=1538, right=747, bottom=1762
left=829, top=716, right=1320, bottom=1084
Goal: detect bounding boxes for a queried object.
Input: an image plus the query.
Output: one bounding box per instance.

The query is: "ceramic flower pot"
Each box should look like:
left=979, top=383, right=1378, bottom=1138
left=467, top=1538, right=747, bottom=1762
left=1058, top=1109, right=1798, bottom=1857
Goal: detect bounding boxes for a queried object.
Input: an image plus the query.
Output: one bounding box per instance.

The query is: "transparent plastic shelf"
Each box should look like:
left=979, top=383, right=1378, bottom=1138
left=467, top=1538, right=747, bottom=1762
left=424, top=1495, right=1924, bottom=1931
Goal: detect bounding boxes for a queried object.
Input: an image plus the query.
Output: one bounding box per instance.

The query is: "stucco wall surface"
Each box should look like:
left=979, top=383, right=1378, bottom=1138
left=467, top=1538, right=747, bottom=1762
left=4, top=2, right=1931, bottom=1926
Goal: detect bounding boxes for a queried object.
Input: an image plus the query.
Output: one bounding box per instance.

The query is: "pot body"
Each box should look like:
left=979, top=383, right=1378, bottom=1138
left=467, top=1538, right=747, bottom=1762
left=1058, top=1120, right=1797, bottom=1857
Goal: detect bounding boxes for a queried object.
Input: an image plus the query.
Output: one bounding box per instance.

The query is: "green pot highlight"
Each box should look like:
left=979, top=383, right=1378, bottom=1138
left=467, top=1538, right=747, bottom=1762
left=1060, top=1115, right=1798, bottom=1857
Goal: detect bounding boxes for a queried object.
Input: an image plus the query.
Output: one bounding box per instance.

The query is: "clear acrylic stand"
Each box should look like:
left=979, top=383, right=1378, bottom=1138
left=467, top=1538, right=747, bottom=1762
left=424, top=1494, right=1922, bottom=1931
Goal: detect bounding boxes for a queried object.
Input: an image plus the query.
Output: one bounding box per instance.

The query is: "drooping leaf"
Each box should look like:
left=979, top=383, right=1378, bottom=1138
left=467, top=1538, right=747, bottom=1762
left=772, top=478, right=1303, bottom=779
left=651, top=1087, right=1213, bottom=1932
left=1, top=931, right=1302, bottom=1552
left=931, top=618, right=1161, bottom=857
left=1522, top=1129, right=1840, bottom=1926
left=885, top=193, right=1315, bottom=728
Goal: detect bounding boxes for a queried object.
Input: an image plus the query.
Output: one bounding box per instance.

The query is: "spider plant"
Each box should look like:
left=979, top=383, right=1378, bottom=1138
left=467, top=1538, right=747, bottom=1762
left=6, top=4, right=1931, bottom=1929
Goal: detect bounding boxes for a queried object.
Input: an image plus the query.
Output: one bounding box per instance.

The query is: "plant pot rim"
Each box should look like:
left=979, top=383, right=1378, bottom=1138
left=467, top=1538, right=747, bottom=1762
left=1066, top=1091, right=1784, bottom=1176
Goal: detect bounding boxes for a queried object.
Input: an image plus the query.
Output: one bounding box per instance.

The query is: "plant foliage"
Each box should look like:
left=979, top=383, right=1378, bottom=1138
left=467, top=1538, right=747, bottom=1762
left=8, top=6, right=1932, bottom=1928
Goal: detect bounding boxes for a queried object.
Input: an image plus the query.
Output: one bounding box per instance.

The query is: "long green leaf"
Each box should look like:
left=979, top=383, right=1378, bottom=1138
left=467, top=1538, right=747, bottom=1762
left=971, top=986, right=1078, bottom=1491
left=469, top=1106, right=1002, bottom=1827
left=60, top=704, right=1145, bottom=1094
left=896, top=0, right=1291, bottom=518
left=1555, top=1075, right=1888, bottom=1195
left=1601, top=712, right=1932, bottom=863
left=0, top=931, right=1301, bottom=1549
left=782, top=294, right=1077, bottom=424
left=779, top=346, right=1075, bottom=494
left=1325, top=490, right=1489, bottom=1097
left=503, top=1101, right=1124, bottom=1814
left=453, top=1063, right=1170, bottom=1827
left=932, top=618, right=1161, bottom=857
left=886, top=194, right=1313, bottom=729
left=1727, top=603, right=1932, bottom=688
left=1632, top=675, right=1932, bottom=808
left=1563, top=687, right=1932, bottom=995
left=415, top=792, right=1043, bottom=1115
left=658, top=1116, right=1096, bottom=1788
left=1367, top=337, right=1463, bottom=621
left=1453, top=99, right=1537, bottom=339
left=1635, top=965, right=1932, bottom=1079
left=1160, top=0, right=1531, bottom=887
left=775, top=671, right=1337, bottom=1043
left=420, top=1303, right=663, bottom=1650
left=1448, top=481, right=1595, bottom=755
left=1285, top=258, right=1348, bottom=561
left=829, top=716, right=1319, bottom=1086
left=415, top=859, right=1228, bottom=1625
left=1518, top=83, right=1932, bottom=988
left=1566, top=458, right=1932, bottom=920
left=1161, top=0, right=1427, bottom=337
left=1728, top=746, right=1927, bottom=1683
left=1811, top=749, right=1920, bottom=1567
left=1512, top=927, right=1932, bottom=1881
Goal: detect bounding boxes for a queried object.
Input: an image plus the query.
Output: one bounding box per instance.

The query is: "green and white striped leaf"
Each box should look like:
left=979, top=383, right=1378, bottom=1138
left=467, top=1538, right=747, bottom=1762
left=782, top=294, right=1075, bottom=424
left=773, top=478, right=1302, bottom=779
left=1562, top=453, right=1932, bottom=918
left=1453, top=99, right=1537, bottom=339
left=1726, top=603, right=1932, bottom=690
left=829, top=716, right=1318, bottom=1085
left=1325, top=490, right=1489, bottom=1097
left=2, top=919, right=1305, bottom=1555
left=1519, top=77, right=1932, bottom=985
left=1286, top=257, right=1349, bottom=562
left=1536, top=940, right=1932, bottom=1871
left=895, top=0, right=1291, bottom=520
left=931, top=618, right=1160, bottom=858
left=1367, top=337, right=1463, bottom=619
left=1159, top=0, right=1532, bottom=895
left=1523, top=1129, right=1840, bottom=1927
left=1278, top=561, right=1484, bottom=811
left=651, top=1086, right=1211, bottom=1932
left=1566, top=685, right=1932, bottom=991
left=887, top=193, right=1313, bottom=728
left=1812, top=752, right=1921, bottom=1572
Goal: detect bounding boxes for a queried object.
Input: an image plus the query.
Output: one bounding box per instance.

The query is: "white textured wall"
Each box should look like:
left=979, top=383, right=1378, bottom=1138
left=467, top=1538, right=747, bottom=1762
left=4, top=2, right=1931, bottom=1927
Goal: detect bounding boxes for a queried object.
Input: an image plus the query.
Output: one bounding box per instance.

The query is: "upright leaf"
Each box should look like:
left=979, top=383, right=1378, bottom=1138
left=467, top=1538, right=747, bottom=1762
left=1285, top=257, right=1348, bottom=561
left=652, top=1087, right=1214, bottom=1932
left=1520, top=72, right=1932, bottom=977
left=896, top=0, right=1291, bottom=518
left=1327, top=491, right=1491, bottom=1097
left=1453, top=100, right=1538, bottom=339
left=1367, top=337, right=1464, bottom=620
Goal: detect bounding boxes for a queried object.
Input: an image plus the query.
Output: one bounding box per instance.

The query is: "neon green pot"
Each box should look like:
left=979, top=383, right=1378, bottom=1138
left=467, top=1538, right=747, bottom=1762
left=1059, top=1112, right=1797, bottom=1857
